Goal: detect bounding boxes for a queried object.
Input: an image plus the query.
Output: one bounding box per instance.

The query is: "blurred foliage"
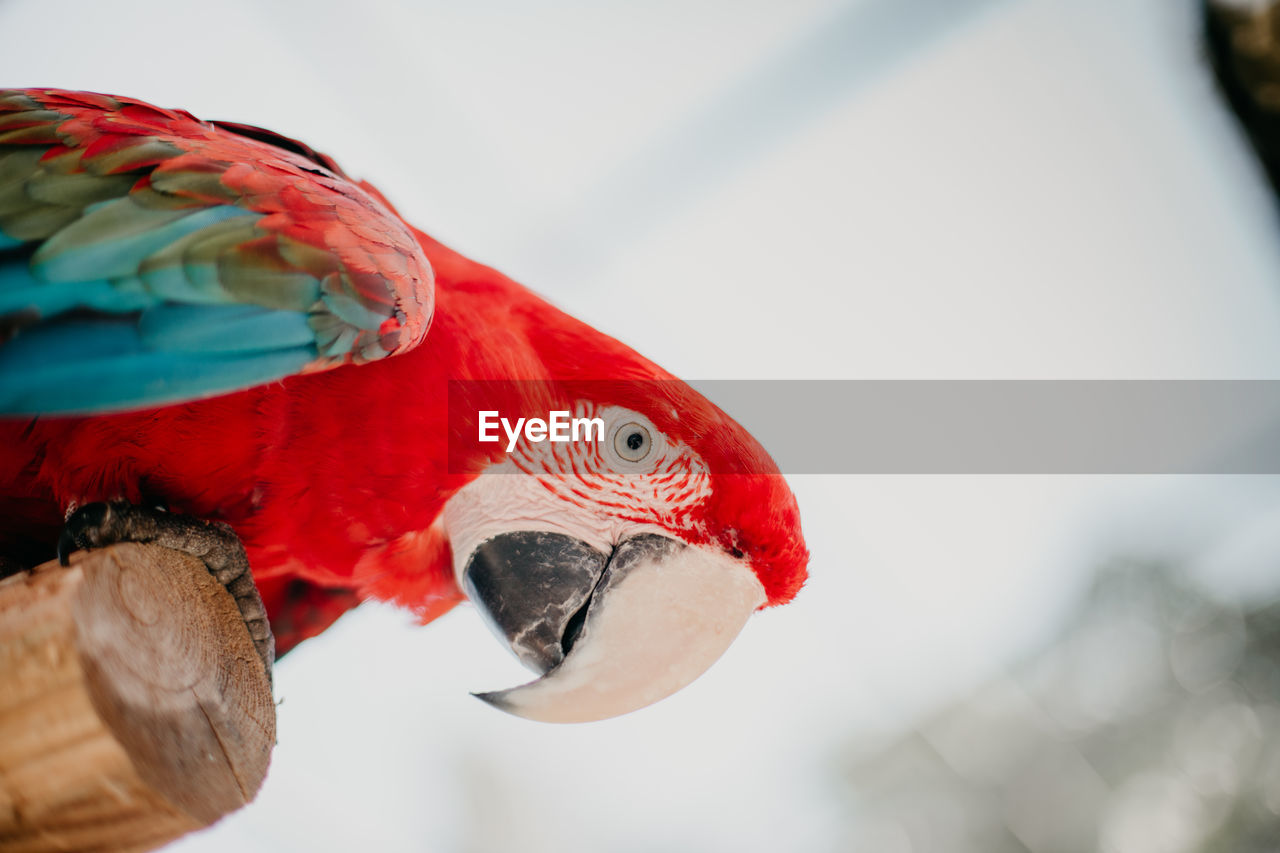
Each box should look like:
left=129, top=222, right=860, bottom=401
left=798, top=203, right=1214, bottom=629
left=835, top=563, right=1280, bottom=852
left=1207, top=0, right=1280, bottom=195
left=835, top=14, right=1280, bottom=845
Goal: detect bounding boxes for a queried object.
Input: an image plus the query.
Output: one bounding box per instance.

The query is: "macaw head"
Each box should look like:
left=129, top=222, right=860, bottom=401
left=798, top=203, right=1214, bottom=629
left=440, top=309, right=808, bottom=723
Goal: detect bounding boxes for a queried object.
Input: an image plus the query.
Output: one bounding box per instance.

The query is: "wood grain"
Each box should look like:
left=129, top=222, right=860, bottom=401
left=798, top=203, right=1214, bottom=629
left=0, top=543, right=275, bottom=852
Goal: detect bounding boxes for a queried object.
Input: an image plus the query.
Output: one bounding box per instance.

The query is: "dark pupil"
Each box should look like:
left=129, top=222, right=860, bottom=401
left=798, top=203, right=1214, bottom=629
left=626, top=432, right=645, bottom=451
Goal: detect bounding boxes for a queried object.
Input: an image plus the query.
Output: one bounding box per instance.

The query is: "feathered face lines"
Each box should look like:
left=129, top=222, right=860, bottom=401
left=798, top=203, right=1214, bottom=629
left=504, top=402, right=712, bottom=532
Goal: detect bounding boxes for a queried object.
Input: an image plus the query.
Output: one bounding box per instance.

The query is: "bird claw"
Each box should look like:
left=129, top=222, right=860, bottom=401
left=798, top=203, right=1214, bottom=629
left=59, top=501, right=275, bottom=683
left=58, top=501, right=115, bottom=566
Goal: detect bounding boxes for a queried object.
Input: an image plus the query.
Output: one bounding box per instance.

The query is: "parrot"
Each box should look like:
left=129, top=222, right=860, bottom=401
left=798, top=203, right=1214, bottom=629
left=0, top=89, right=808, bottom=723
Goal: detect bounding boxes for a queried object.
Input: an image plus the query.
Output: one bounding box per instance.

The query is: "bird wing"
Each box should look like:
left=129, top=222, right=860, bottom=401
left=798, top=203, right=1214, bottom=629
left=0, top=89, right=434, bottom=414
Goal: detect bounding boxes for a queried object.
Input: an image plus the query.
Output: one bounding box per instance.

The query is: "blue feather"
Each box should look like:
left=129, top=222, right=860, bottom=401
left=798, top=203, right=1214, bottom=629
left=0, top=207, right=328, bottom=413
left=139, top=261, right=233, bottom=305
left=0, top=317, right=315, bottom=414
left=318, top=325, right=359, bottom=358
left=32, top=204, right=258, bottom=283
left=138, top=304, right=315, bottom=353
left=322, top=290, right=388, bottom=331
left=0, top=260, right=155, bottom=317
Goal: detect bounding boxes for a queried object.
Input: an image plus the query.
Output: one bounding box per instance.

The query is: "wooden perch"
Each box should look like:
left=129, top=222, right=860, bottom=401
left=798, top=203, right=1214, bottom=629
left=0, top=543, right=275, bottom=852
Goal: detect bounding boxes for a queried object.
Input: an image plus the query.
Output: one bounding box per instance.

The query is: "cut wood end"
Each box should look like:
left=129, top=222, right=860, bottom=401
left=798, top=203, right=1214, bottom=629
left=1, top=543, right=276, bottom=851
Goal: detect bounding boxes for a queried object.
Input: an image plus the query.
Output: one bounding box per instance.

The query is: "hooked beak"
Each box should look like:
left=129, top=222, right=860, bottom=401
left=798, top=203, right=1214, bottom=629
left=461, top=532, right=765, bottom=723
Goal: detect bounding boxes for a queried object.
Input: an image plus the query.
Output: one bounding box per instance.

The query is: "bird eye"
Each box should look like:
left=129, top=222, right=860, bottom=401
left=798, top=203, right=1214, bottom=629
left=613, top=422, right=652, bottom=462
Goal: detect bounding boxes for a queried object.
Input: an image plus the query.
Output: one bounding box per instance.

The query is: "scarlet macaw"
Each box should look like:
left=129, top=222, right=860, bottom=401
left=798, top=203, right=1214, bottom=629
left=0, top=89, right=807, bottom=722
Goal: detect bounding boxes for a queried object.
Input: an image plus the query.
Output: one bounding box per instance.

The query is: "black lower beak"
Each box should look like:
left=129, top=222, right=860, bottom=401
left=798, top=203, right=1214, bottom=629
left=461, top=531, right=609, bottom=673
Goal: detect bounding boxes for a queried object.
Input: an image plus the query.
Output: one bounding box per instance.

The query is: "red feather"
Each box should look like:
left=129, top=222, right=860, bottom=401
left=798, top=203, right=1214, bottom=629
left=0, top=90, right=808, bottom=653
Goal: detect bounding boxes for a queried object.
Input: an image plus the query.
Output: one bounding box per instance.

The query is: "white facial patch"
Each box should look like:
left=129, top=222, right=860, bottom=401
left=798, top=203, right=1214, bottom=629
left=442, top=403, right=712, bottom=587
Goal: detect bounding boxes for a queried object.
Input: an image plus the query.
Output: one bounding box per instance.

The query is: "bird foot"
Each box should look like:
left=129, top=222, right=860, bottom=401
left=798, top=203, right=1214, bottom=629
left=60, top=501, right=275, bottom=682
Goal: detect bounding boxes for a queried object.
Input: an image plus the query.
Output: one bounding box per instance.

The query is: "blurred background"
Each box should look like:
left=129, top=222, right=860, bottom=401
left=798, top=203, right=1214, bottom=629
left=4, top=0, right=1280, bottom=849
